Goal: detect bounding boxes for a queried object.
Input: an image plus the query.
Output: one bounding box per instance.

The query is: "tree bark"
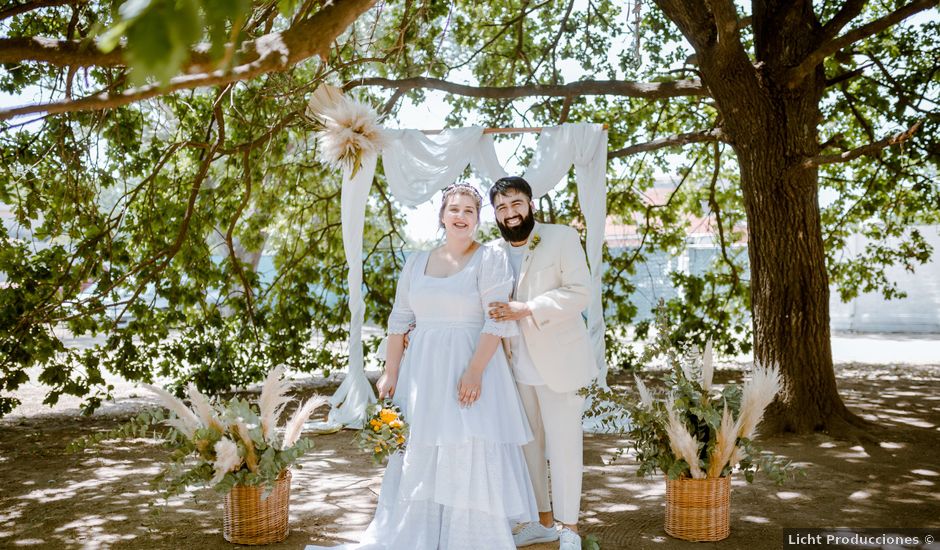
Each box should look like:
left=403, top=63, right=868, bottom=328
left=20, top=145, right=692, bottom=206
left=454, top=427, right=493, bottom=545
left=654, top=0, right=867, bottom=435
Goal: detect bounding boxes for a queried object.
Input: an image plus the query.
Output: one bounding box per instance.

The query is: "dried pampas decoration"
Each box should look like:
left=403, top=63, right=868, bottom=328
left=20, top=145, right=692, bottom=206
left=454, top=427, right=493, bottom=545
left=258, top=365, right=291, bottom=442
left=187, top=383, right=222, bottom=432
left=634, top=375, right=654, bottom=409
left=235, top=420, right=259, bottom=472
left=211, top=438, right=241, bottom=485
left=666, top=406, right=705, bottom=479
left=735, top=363, right=782, bottom=440
left=283, top=395, right=330, bottom=447
left=307, top=84, right=386, bottom=176
left=707, top=404, right=738, bottom=478
left=701, top=339, right=714, bottom=392
left=142, top=384, right=201, bottom=438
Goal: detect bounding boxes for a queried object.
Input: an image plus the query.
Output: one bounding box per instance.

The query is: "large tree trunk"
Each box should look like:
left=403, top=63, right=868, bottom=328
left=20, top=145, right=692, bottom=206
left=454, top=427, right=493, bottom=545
left=655, top=0, right=868, bottom=435
left=734, top=109, right=856, bottom=434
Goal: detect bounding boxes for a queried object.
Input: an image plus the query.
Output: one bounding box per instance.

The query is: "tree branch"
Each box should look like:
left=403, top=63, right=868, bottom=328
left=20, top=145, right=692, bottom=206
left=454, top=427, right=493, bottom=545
left=0, top=0, right=82, bottom=20
left=707, top=142, right=739, bottom=292
left=819, top=0, right=868, bottom=42
left=787, top=0, right=935, bottom=89
left=652, top=0, right=717, bottom=51
left=802, top=120, right=923, bottom=168
left=226, top=149, right=257, bottom=327
left=347, top=76, right=708, bottom=100
left=705, top=0, right=741, bottom=50
left=609, top=128, right=727, bottom=158
left=0, top=0, right=376, bottom=120
left=825, top=65, right=869, bottom=88
left=0, top=36, right=127, bottom=67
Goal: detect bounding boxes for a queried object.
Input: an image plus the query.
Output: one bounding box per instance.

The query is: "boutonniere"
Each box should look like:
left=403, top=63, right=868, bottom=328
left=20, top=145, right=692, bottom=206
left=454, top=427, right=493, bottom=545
left=528, top=234, right=541, bottom=251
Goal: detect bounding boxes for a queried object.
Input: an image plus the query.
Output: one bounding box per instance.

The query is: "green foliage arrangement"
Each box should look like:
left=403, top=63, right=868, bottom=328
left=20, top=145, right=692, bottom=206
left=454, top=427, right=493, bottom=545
left=68, top=366, right=328, bottom=496
left=586, top=311, right=797, bottom=484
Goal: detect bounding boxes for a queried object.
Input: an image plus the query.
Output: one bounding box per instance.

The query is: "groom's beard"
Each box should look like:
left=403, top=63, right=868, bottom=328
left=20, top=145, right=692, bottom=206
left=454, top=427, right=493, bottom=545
left=496, top=209, right=536, bottom=243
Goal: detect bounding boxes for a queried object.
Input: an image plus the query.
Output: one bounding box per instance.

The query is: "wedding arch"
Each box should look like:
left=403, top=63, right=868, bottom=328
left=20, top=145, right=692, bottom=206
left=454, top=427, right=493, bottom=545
left=311, top=100, right=610, bottom=429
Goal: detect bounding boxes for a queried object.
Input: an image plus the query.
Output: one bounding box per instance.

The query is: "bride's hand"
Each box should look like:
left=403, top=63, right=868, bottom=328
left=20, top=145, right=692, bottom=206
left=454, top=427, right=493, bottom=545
left=457, top=368, right=483, bottom=407
left=377, top=370, right=398, bottom=399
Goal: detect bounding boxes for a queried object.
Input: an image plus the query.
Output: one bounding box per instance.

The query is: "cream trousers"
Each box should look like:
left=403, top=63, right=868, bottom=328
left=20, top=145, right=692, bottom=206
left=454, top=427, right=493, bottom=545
left=516, top=383, right=585, bottom=525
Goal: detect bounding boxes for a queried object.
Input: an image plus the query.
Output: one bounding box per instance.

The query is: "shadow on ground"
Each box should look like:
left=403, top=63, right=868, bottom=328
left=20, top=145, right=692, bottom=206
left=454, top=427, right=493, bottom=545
left=1, top=364, right=938, bottom=549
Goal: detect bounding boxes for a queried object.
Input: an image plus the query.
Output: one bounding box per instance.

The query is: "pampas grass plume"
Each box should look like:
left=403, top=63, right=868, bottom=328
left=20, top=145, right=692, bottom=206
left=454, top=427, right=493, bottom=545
left=142, top=384, right=201, bottom=438
left=707, top=404, right=737, bottom=478
left=235, top=420, right=259, bottom=472
left=283, top=395, right=330, bottom=448
left=211, top=438, right=241, bottom=485
left=259, top=366, right=291, bottom=442
left=702, top=339, right=714, bottom=392
left=634, top=375, right=654, bottom=409
left=306, top=84, right=345, bottom=119
left=317, top=99, right=386, bottom=173
left=187, top=383, right=222, bottom=432
left=735, top=363, right=782, bottom=440
left=666, top=406, right=705, bottom=479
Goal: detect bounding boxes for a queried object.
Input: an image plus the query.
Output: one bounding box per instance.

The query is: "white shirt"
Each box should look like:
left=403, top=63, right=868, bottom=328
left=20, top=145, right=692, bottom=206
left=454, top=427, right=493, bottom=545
left=506, top=242, right=544, bottom=386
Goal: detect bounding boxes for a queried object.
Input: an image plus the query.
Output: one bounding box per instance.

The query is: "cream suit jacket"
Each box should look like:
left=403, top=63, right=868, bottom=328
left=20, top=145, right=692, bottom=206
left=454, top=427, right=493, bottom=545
left=498, top=222, right=599, bottom=393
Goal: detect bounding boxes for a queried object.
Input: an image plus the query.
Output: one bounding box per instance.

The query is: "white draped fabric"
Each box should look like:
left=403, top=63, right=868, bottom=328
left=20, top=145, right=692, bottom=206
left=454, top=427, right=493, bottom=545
left=320, top=123, right=609, bottom=430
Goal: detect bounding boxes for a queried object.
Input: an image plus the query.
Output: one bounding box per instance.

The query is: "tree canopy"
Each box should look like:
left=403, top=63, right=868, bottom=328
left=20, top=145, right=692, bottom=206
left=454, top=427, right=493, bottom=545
left=1, top=0, right=937, bottom=433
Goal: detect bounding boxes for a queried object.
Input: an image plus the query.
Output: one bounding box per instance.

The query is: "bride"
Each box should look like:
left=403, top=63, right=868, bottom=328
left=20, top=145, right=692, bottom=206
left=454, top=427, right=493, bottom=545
left=307, top=183, right=537, bottom=549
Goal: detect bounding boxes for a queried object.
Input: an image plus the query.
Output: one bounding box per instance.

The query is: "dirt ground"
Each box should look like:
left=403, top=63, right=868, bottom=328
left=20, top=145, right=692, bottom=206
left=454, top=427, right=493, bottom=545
left=1, top=361, right=939, bottom=550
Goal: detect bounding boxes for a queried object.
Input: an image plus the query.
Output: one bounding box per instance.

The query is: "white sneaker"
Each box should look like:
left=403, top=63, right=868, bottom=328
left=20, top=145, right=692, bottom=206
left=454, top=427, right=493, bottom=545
left=512, top=522, right=559, bottom=547
left=559, top=527, right=581, bottom=550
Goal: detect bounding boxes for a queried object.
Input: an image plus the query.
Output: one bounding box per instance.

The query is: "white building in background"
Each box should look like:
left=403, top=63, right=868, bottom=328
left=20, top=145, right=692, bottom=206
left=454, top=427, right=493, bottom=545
left=605, top=183, right=940, bottom=334
left=829, top=226, right=940, bottom=333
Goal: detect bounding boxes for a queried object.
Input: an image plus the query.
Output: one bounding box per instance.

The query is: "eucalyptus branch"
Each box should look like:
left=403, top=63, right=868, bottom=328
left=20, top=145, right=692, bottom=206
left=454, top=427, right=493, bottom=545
left=347, top=76, right=708, bottom=100
left=787, top=0, right=935, bottom=89
left=609, top=128, right=727, bottom=158
left=802, top=120, right=923, bottom=168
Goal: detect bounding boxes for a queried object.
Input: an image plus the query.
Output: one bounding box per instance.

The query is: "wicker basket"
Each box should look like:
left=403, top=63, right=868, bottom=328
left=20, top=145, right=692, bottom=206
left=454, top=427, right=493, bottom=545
left=222, top=470, right=291, bottom=545
left=664, top=474, right=731, bottom=542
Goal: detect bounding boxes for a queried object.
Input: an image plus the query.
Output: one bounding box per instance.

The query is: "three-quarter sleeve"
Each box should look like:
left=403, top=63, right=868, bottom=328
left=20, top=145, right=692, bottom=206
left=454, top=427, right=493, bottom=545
left=478, top=246, right=520, bottom=338
left=387, top=252, right=420, bottom=334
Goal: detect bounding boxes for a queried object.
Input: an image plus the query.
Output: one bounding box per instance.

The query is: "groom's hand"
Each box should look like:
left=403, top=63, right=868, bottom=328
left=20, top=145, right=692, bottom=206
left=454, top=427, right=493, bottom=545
left=488, top=301, right=531, bottom=322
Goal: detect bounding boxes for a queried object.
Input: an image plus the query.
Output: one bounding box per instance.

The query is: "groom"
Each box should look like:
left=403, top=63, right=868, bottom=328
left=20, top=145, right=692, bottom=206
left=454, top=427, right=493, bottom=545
left=487, top=176, right=598, bottom=550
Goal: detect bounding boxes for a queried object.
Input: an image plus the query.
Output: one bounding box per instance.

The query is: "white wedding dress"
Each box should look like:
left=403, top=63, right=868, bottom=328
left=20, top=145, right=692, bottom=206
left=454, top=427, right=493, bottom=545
left=307, top=245, right=538, bottom=550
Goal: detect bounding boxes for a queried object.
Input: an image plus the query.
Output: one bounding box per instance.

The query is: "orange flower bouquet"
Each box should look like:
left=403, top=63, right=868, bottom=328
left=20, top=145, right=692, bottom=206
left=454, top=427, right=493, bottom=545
left=356, top=399, right=408, bottom=464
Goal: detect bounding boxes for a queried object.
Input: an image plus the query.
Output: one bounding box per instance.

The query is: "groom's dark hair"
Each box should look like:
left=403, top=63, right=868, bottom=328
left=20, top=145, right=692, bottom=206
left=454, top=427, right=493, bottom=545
left=489, top=176, right=533, bottom=205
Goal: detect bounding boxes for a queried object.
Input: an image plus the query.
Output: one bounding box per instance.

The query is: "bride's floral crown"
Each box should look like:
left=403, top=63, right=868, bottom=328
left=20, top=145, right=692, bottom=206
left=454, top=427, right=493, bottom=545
left=441, top=182, right=483, bottom=204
